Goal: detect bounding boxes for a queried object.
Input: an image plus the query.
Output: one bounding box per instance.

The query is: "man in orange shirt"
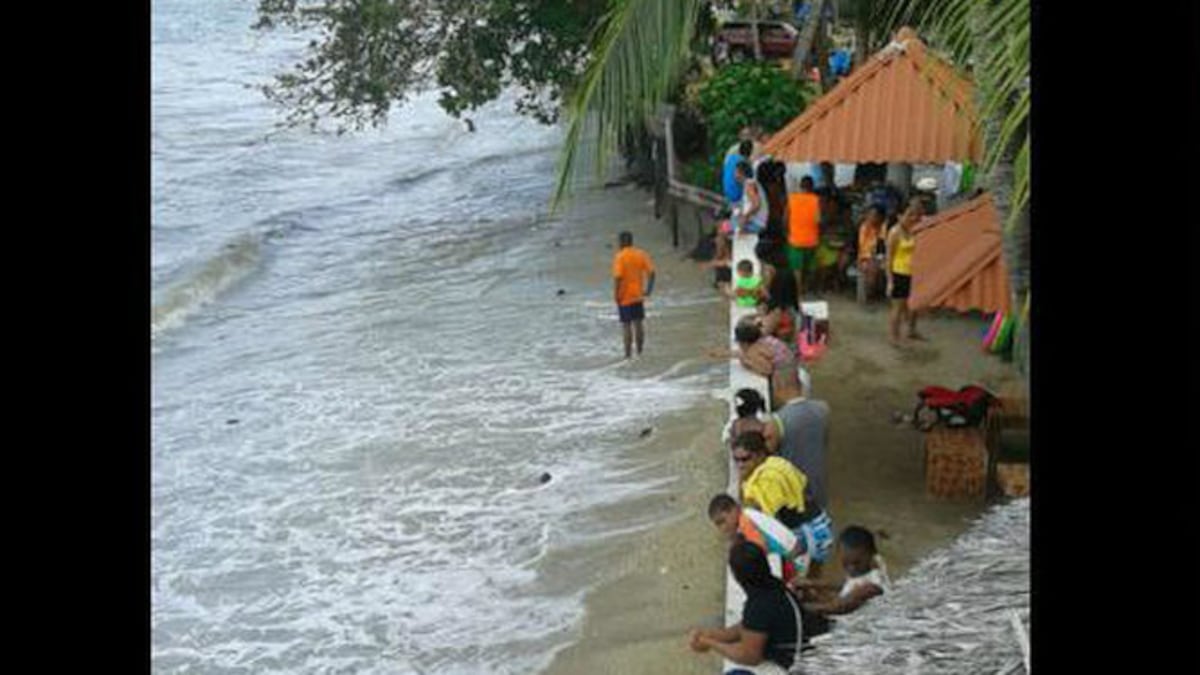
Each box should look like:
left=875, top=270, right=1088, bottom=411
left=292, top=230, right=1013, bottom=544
left=786, top=175, right=821, bottom=298
left=612, top=231, right=656, bottom=359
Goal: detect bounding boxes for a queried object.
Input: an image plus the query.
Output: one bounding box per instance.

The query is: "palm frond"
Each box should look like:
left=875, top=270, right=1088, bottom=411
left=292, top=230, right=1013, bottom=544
left=550, top=0, right=702, bottom=212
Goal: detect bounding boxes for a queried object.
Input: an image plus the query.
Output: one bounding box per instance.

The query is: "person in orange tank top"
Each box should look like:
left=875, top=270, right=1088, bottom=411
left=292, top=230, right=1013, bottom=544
left=612, top=231, right=656, bottom=359
left=785, top=175, right=821, bottom=298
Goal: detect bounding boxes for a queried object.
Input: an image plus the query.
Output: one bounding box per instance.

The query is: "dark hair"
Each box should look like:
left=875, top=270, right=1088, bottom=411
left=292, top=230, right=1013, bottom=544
left=708, top=493, right=739, bottom=518
left=754, top=239, right=779, bottom=266
left=733, top=430, right=768, bottom=455
left=734, top=320, right=762, bottom=345
left=800, top=175, right=814, bottom=190
left=739, top=139, right=754, bottom=157
left=868, top=204, right=886, bottom=219
left=736, top=161, right=755, bottom=180
left=729, top=540, right=785, bottom=594
left=618, top=231, right=633, bottom=246
left=736, top=259, right=754, bottom=273
left=734, top=388, right=767, bottom=418
left=840, top=525, right=877, bottom=553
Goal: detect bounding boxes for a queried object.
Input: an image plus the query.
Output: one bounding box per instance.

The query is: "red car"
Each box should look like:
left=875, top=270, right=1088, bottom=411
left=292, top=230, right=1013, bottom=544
left=714, top=21, right=799, bottom=62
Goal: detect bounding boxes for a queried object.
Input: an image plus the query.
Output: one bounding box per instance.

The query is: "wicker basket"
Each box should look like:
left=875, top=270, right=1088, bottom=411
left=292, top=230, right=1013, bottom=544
left=924, top=427, right=988, bottom=500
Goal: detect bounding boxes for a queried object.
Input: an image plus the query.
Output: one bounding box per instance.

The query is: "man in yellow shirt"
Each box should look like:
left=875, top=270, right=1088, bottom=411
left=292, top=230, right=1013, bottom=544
left=612, top=231, right=656, bottom=359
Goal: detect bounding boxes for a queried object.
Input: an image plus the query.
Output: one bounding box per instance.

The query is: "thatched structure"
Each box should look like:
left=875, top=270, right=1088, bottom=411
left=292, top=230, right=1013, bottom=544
left=799, top=499, right=1030, bottom=674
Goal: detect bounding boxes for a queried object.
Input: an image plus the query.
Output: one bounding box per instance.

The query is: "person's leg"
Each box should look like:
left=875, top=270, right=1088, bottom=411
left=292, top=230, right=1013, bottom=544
left=634, top=319, right=645, bottom=355
left=907, top=306, right=924, bottom=339
left=888, top=299, right=903, bottom=345
left=622, top=322, right=633, bottom=358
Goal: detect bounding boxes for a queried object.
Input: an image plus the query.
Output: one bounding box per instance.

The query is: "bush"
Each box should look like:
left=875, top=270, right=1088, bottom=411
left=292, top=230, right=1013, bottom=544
left=683, top=158, right=721, bottom=193
left=696, top=62, right=815, bottom=160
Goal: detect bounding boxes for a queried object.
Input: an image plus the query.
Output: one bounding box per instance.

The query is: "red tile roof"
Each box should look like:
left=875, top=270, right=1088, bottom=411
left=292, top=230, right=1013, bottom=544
left=763, top=29, right=981, bottom=163
left=908, top=193, right=1011, bottom=315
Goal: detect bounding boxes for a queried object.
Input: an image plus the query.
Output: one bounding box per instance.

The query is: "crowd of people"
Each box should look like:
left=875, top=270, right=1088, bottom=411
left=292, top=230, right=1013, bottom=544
left=634, top=124, right=928, bottom=672
left=609, top=123, right=939, bottom=672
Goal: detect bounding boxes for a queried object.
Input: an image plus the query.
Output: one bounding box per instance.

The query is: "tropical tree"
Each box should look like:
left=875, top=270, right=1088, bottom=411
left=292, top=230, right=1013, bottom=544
left=253, top=0, right=611, bottom=130
left=551, top=0, right=705, bottom=208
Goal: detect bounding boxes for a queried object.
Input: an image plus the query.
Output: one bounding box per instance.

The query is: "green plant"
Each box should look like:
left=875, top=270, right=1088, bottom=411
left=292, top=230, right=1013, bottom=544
left=683, top=157, right=720, bottom=192
left=696, top=62, right=815, bottom=160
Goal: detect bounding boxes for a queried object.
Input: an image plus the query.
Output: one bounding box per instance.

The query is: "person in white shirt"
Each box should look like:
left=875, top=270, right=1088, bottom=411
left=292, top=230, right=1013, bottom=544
left=794, top=525, right=891, bottom=616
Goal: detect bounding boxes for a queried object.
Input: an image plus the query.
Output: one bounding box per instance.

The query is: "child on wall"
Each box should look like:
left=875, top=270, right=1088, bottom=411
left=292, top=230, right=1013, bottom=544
left=733, top=259, right=764, bottom=308
left=794, top=526, right=891, bottom=616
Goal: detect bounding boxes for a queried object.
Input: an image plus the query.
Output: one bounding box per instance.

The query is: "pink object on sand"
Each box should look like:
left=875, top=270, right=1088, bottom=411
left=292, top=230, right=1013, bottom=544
left=797, top=329, right=828, bottom=363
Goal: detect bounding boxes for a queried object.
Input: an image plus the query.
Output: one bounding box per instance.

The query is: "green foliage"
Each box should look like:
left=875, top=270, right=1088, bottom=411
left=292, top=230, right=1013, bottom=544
left=552, top=0, right=703, bottom=210
left=254, top=0, right=610, bottom=130
left=683, top=157, right=720, bottom=192
left=696, top=62, right=814, bottom=162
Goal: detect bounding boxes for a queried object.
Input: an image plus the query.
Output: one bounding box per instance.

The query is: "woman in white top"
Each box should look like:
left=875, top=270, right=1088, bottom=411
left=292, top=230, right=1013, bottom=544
left=794, top=525, right=891, bottom=616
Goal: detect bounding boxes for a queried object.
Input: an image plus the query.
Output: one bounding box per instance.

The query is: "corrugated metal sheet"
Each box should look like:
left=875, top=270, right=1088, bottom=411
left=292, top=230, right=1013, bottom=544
left=763, top=30, right=981, bottom=163
left=908, top=193, right=1011, bottom=314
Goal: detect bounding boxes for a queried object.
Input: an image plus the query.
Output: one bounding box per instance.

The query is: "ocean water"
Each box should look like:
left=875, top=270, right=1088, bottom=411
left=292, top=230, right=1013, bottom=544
left=151, top=1, right=723, bottom=673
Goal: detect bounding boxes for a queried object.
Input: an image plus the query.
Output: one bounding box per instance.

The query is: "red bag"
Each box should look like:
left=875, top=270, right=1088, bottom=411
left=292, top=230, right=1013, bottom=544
left=913, top=385, right=995, bottom=431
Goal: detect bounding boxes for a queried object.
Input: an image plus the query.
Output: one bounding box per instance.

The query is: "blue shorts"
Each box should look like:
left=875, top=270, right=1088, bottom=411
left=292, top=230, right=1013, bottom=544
left=617, top=302, right=645, bottom=323
left=794, top=510, right=835, bottom=564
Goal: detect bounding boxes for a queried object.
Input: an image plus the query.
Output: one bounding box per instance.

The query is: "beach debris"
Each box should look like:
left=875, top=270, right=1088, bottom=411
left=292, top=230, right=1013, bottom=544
left=659, top=566, right=669, bottom=575
left=554, top=240, right=561, bottom=247
left=463, top=118, right=475, bottom=133
left=556, top=289, right=566, bottom=296
left=225, top=418, right=239, bottom=425
left=538, top=472, right=552, bottom=485
left=682, top=583, right=690, bottom=590
left=801, top=499, right=1029, bottom=674
left=639, top=427, right=653, bottom=438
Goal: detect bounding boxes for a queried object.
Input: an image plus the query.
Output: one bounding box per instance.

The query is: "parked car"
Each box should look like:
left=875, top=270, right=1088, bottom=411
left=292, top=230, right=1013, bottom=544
left=713, top=21, right=799, bottom=63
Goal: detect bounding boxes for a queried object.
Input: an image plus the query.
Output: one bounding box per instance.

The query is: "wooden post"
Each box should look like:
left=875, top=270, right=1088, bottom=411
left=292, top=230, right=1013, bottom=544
left=670, top=199, right=680, bottom=248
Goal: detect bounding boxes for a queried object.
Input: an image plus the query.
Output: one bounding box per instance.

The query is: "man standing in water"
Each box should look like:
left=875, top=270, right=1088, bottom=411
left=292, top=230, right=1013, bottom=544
left=612, top=231, right=656, bottom=359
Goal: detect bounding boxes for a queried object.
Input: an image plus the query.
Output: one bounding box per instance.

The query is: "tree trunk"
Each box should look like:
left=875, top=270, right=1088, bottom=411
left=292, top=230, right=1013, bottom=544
left=971, top=2, right=1030, bottom=379
left=751, top=1, right=763, bottom=61
left=793, top=0, right=827, bottom=73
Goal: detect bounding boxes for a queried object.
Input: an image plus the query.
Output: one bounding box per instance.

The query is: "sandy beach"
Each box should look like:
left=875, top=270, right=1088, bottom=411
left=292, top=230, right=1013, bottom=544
left=545, top=203, right=1022, bottom=674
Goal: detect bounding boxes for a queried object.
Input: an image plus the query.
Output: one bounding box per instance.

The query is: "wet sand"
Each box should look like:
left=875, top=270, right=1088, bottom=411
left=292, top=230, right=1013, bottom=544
left=544, top=197, right=1022, bottom=674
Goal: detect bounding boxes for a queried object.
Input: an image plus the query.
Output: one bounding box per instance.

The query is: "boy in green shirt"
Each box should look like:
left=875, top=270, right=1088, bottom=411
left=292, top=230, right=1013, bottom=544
left=733, top=259, right=763, bottom=308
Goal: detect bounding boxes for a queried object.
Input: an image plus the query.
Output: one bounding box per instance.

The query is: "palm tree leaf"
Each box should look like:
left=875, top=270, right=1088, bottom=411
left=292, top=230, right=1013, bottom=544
left=551, top=0, right=701, bottom=212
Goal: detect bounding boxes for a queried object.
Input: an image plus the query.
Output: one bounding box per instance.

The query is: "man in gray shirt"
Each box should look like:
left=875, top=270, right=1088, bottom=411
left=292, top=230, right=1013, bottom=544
left=769, top=365, right=831, bottom=510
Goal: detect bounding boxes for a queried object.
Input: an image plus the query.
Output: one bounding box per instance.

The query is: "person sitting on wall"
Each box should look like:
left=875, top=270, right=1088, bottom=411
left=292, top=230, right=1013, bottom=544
left=795, top=526, right=891, bottom=616
left=733, top=432, right=813, bottom=543
left=708, top=493, right=811, bottom=582
left=755, top=240, right=798, bottom=344
left=705, top=316, right=793, bottom=380
left=687, top=542, right=828, bottom=673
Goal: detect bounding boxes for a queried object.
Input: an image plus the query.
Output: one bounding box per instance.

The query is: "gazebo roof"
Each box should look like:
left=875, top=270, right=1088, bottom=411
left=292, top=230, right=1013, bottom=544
left=908, top=193, right=1011, bottom=315
left=763, top=28, right=981, bottom=163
